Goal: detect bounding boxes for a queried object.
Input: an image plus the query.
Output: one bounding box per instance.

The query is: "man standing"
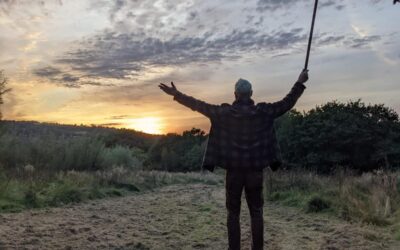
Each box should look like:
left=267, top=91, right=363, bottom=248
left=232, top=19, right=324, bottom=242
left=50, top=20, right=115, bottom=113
left=159, top=69, right=308, bottom=250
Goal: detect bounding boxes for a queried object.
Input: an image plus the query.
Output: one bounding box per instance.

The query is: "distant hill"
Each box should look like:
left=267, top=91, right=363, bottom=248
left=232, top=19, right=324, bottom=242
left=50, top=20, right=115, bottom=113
left=0, top=120, right=160, bottom=151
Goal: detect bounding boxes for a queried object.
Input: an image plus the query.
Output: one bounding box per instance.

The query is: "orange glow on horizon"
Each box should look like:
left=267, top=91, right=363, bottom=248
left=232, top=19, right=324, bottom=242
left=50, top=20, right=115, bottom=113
left=124, top=117, right=164, bottom=135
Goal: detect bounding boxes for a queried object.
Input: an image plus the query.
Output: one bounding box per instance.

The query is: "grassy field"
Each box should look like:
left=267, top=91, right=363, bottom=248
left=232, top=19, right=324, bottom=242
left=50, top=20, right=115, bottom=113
left=1, top=169, right=400, bottom=249
left=0, top=168, right=222, bottom=213
left=264, top=169, right=400, bottom=239
left=2, top=167, right=399, bottom=229
left=1, top=182, right=399, bottom=249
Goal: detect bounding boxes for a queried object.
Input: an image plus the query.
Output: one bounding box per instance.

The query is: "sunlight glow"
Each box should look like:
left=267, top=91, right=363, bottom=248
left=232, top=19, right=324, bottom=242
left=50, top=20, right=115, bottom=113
left=126, top=117, right=164, bottom=134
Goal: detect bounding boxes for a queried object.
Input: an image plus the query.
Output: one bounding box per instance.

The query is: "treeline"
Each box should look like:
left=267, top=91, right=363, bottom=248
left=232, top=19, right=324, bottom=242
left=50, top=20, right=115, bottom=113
left=276, top=100, right=400, bottom=173
left=146, top=128, right=207, bottom=172
left=1, top=100, right=400, bottom=174
left=0, top=121, right=206, bottom=174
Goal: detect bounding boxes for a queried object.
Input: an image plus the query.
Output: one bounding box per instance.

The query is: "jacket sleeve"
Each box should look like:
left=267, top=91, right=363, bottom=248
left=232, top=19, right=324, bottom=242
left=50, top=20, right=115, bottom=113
left=173, top=91, right=221, bottom=119
left=262, top=82, right=306, bottom=118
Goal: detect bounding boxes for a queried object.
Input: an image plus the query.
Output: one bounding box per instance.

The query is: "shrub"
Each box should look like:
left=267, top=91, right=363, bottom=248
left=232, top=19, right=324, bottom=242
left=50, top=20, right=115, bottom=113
left=276, top=101, right=400, bottom=173
left=24, top=189, right=39, bottom=208
left=306, top=196, right=330, bottom=213
left=99, top=145, right=142, bottom=170
left=265, top=169, right=400, bottom=225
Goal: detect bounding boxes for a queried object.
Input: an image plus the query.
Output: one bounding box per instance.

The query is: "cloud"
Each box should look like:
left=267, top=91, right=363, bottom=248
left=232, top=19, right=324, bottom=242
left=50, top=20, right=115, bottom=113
left=48, top=28, right=307, bottom=80
left=33, top=66, right=62, bottom=77
left=315, top=33, right=381, bottom=49
left=33, top=65, right=113, bottom=88
left=256, top=0, right=388, bottom=12
left=97, top=122, right=123, bottom=127
left=345, top=35, right=381, bottom=49
left=109, top=115, right=129, bottom=119
left=317, top=35, right=346, bottom=46
left=35, top=27, right=383, bottom=84
left=60, top=73, right=79, bottom=82
left=27, top=0, right=389, bottom=87
left=256, top=0, right=302, bottom=12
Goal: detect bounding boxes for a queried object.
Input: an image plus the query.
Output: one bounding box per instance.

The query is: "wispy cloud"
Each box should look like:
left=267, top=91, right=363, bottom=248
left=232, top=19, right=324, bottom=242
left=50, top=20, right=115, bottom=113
left=36, top=28, right=308, bottom=82
left=33, top=66, right=114, bottom=88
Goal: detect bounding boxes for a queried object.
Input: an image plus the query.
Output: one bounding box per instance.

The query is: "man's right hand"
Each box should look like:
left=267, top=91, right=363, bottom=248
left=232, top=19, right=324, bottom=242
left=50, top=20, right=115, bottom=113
left=159, top=81, right=179, bottom=96
left=297, top=69, right=309, bottom=84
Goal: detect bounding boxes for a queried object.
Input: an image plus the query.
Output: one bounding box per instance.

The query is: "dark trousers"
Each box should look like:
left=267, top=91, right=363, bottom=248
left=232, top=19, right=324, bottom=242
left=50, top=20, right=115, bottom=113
left=225, top=170, right=264, bottom=250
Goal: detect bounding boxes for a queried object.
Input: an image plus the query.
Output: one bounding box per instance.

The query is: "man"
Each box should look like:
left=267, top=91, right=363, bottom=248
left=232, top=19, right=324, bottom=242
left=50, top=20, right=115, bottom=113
left=159, top=69, right=308, bottom=250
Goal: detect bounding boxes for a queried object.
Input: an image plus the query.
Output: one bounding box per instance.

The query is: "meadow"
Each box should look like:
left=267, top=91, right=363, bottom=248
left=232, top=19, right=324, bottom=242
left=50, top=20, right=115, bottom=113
left=0, top=100, right=400, bottom=248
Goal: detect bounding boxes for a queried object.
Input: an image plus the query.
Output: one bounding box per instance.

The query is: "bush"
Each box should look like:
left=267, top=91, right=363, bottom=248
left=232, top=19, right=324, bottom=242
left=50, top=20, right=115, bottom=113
left=45, top=180, right=84, bottom=206
left=265, top=170, right=400, bottom=225
left=99, top=145, right=142, bottom=170
left=146, top=128, right=207, bottom=172
left=276, top=100, right=400, bottom=173
left=306, top=196, right=330, bottom=213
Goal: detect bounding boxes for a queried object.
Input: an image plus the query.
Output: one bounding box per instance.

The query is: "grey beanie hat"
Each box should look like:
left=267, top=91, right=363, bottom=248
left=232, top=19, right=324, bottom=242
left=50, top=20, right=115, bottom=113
left=235, top=78, right=252, bottom=94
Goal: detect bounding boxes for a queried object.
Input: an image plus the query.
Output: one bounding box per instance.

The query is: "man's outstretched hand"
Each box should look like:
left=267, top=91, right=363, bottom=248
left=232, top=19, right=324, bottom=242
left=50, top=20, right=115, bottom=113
left=159, top=81, right=179, bottom=96
left=297, top=69, right=309, bottom=84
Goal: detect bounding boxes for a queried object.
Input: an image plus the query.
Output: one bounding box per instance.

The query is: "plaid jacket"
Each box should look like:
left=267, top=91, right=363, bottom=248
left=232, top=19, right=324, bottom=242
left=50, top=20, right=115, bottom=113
left=173, top=82, right=306, bottom=172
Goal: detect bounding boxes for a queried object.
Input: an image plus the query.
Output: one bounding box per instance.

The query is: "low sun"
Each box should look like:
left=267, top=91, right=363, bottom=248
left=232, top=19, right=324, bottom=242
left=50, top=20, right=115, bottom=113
left=126, top=117, right=164, bottom=134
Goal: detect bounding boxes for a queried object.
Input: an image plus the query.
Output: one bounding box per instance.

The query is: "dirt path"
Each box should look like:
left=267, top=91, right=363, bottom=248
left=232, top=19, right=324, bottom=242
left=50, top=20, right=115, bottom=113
left=0, top=184, right=398, bottom=250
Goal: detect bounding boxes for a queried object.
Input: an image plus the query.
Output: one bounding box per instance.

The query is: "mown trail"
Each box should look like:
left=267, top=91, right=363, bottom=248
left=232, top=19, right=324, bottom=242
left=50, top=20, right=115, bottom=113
left=0, top=184, right=398, bottom=250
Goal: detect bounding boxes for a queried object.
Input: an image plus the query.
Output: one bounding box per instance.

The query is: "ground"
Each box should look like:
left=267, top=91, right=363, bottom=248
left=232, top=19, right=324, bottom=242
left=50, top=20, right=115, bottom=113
left=0, top=184, right=399, bottom=250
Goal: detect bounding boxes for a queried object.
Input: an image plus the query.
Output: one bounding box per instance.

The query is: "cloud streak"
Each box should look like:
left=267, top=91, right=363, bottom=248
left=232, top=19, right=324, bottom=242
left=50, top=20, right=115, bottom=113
left=37, top=28, right=307, bottom=82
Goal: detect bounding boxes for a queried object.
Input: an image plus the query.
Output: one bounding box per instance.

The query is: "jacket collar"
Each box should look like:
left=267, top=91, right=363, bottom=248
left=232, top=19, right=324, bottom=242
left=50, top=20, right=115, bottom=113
left=232, top=98, right=255, bottom=106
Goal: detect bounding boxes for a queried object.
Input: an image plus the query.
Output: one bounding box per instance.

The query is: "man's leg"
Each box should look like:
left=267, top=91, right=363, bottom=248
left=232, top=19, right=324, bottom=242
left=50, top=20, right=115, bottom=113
left=226, top=170, right=244, bottom=250
left=244, top=171, right=264, bottom=250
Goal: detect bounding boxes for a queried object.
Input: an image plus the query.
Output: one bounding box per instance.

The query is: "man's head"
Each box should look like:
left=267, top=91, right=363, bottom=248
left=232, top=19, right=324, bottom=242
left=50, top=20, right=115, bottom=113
left=234, top=78, right=252, bottom=101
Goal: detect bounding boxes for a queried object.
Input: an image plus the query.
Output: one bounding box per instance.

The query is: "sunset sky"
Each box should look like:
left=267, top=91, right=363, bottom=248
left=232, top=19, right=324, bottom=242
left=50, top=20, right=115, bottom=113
left=1, top=0, right=399, bottom=134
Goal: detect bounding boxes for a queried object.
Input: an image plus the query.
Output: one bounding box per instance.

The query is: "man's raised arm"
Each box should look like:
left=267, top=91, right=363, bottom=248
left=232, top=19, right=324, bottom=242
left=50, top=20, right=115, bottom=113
left=159, top=82, right=220, bottom=118
left=262, top=70, right=308, bottom=118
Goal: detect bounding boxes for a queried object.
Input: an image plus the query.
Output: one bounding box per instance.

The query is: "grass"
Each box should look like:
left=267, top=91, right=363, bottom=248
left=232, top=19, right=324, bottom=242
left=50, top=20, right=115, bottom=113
left=0, top=167, right=223, bottom=213
left=264, top=169, right=400, bottom=227
left=2, top=164, right=399, bottom=231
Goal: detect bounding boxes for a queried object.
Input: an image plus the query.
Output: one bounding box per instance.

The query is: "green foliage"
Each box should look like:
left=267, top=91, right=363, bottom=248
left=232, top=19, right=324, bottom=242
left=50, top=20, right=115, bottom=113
left=0, top=121, right=205, bottom=173
left=0, top=131, right=149, bottom=173
left=45, top=181, right=84, bottom=206
left=306, top=196, right=331, bottom=213
left=99, top=145, right=142, bottom=170
left=276, top=100, right=400, bottom=173
left=0, top=170, right=222, bottom=213
left=265, top=170, right=400, bottom=225
left=147, top=128, right=207, bottom=172
left=0, top=133, right=105, bottom=172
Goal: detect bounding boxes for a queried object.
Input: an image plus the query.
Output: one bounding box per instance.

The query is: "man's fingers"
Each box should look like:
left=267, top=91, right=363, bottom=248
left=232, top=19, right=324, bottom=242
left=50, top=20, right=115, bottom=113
left=159, top=85, right=168, bottom=90
left=171, top=82, right=176, bottom=89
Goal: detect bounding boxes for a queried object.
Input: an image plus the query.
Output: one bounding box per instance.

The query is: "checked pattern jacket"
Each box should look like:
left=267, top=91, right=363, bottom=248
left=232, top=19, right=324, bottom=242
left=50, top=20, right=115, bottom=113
left=173, top=82, right=306, bottom=172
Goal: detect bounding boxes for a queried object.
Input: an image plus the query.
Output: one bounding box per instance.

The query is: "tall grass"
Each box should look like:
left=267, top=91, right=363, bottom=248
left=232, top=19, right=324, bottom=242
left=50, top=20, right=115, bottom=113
left=0, top=167, right=223, bottom=213
left=265, top=169, right=400, bottom=226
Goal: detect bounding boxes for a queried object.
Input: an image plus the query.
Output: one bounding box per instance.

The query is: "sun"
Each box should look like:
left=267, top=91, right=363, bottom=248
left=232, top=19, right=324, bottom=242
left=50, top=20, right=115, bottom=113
left=126, top=117, right=164, bottom=134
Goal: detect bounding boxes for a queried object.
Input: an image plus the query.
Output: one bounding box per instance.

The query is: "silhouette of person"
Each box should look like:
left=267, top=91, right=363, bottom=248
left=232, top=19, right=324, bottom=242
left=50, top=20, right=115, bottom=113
left=159, top=69, right=308, bottom=250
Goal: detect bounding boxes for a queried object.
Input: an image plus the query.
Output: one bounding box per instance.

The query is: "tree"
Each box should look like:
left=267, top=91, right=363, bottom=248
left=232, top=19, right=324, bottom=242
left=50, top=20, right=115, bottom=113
left=146, top=128, right=207, bottom=171
left=275, top=100, right=400, bottom=173
left=0, top=70, right=11, bottom=120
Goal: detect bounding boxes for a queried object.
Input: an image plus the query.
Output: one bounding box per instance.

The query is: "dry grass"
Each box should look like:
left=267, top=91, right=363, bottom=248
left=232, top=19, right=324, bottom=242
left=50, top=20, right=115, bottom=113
left=0, top=166, right=223, bottom=213
left=264, top=169, right=400, bottom=226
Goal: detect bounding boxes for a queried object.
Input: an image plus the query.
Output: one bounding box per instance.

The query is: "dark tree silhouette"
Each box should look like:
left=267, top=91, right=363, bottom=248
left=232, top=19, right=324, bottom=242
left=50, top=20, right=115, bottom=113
left=275, top=100, right=400, bottom=173
left=0, top=70, right=11, bottom=120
